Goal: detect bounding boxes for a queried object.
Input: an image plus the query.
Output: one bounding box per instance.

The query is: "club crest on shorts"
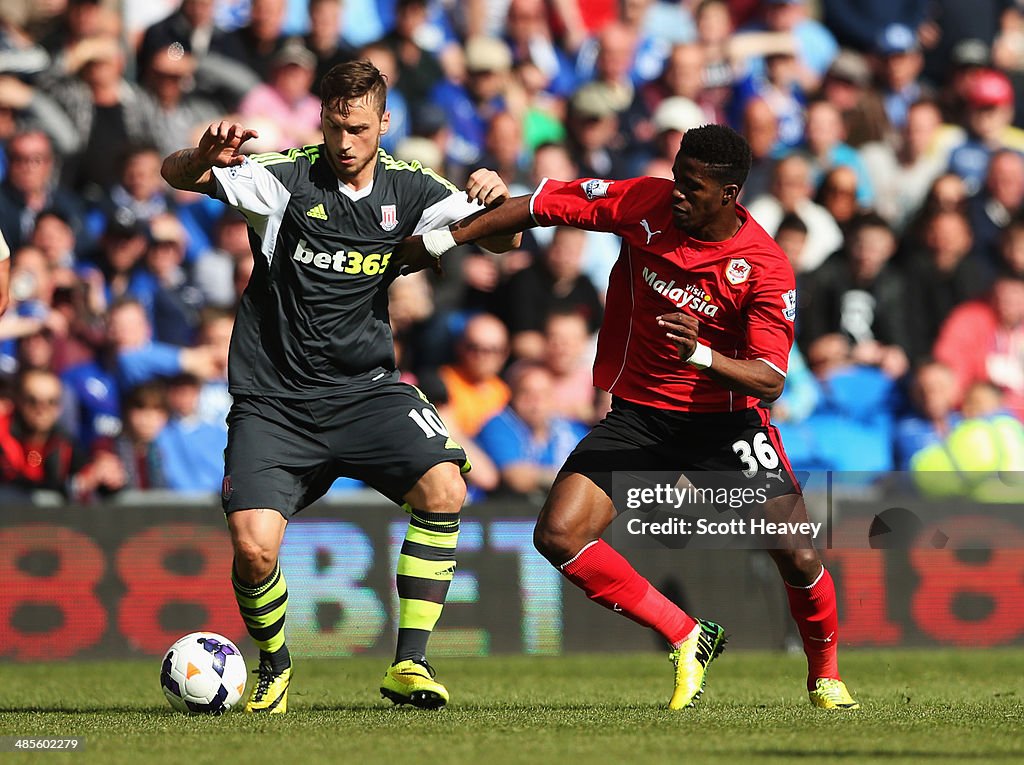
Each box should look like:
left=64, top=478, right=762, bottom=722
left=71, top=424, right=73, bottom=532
left=725, top=258, right=752, bottom=285
left=221, top=475, right=234, bottom=502
left=379, top=204, right=398, bottom=231
left=581, top=179, right=611, bottom=200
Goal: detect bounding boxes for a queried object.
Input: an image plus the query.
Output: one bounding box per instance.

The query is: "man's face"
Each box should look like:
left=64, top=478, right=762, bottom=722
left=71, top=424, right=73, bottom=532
left=18, top=373, right=62, bottom=434
left=7, top=134, right=54, bottom=194
left=512, top=368, right=554, bottom=430
left=321, top=95, right=390, bottom=184
left=459, top=319, right=508, bottom=381
left=671, top=154, right=731, bottom=234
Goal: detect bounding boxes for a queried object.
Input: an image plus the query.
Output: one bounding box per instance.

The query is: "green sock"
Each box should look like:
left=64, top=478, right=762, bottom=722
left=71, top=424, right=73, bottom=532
left=232, top=561, right=289, bottom=668
left=394, top=509, right=459, bottom=663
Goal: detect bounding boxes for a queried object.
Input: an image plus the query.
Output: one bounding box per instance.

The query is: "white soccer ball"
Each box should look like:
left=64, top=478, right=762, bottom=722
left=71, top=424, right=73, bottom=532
left=160, top=632, right=247, bottom=714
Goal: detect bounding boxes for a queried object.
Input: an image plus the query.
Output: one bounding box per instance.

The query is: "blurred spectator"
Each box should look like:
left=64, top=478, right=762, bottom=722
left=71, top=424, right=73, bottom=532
left=239, top=39, right=321, bottom=148
left=905, top=209, right=993, bottom=360
left=894, top=361, right=961, bottom=470
left=0, top=75, right=81, bottom=159
left=221, top=0, right=288, bottom=81
left=746, top=153, right=844, bottom=272
left=920, top=0, right=1009, bottom=89
left=85, top=144, right=174, bottom=242
left=800, top=212, right=912, bottom=369
left=304, top=0, right=355, bottom=94
left=820, top=50, right=888, bottom=147
left=861, top=98, right=950, bottom=231
left=361, top=42, right=410, bottom=155
left=480, top=112, right=530, bottom=190
left=139, top=46, right=220, bottom=158
left=154, top=372, right=226, bottom=491
left=193, top=210, right=250, bottom=308
left=694, top=0, right=738, bottom=99
left=543, top=308, right=598, bottom=423
left=933, top=273, right=1024, bottom=420
left=503, top=0, right=576, bottom=99
left=998, top=216, right=1024, bottom=279
left=821, top=0, right=929, bottom=54
left=733, top=48, right=806, bottom=151
left=500, top=226, right=603, bottom=359
left=89, top=218, right=149, bottom=307
left=40, top=0, right=120, bottom=79
left=430, top=36, right=512, bottom=171
left=476, top=361, right=588, bottom=496
left=50, top=35, right=157, bottom=195
left=739, top=97, right=780, bottom=202
left=438, top=313, right=510, bottom=437
left=947, top=68, right=1024, bottom=195
left=565, top=82, right=630, bottom=179
left=814, top=165, right=862, bottom=232
left=0, top=368, right=124, bottom=498
left=138, top=0, right=245, bottom=69
left=968, top=148, right=1024, bottom=265
left=634, top=96, right=704, bottom=174
left=803, top=98, right=873, bottom=206
left=141, top=213, right=205, bottom=346
left=112, top=379, right=169, bottom=489
left=0, top=129, right=83, bottom=251
left=0, top=246, right=66, bottom=353
left=771, top=343, right=820, bottom=424
left=632, top=43, right=718, bottom=148
left=106, top=297, right=216, bottom=389
left=874, top=23, right=927, bottom=130
left=741, top=0, right=839, bottom=89
left=575, top=21, right=639, bottom=105
left=194, top=308, right=232, bottom=429
left=778, top=332, right=900, bottom=474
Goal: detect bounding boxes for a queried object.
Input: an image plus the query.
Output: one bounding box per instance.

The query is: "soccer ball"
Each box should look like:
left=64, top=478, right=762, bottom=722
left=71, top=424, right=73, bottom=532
left=160, top=632, right=247, bottom=714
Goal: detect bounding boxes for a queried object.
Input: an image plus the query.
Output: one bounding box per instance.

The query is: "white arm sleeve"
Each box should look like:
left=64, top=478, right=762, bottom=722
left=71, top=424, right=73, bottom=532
left=211, top=158, right=292, bottom=265
left=412, top=192, right=485, bottom=235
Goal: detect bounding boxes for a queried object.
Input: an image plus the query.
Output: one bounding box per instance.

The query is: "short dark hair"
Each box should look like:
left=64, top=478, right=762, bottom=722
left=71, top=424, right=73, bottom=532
left=678, top=124, right=752, bottom=188
left=777, top=212, right=808, bottom=236
left=320, top=59, right=388, bottom=116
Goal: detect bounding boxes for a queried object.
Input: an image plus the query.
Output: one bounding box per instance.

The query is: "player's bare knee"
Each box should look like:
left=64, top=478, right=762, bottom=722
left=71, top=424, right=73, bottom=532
left=533, top=519, right=579, bottom=564
left=418, top=476, right=466, bottom=515
left=233, top=538, right=278, bottom=583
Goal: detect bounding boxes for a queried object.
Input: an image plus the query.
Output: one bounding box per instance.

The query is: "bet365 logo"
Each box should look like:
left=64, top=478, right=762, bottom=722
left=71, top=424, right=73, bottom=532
left=292, top=239, right=391, bottom=275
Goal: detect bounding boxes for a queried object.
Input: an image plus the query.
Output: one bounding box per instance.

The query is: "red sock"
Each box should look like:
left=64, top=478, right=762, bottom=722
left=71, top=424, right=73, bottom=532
left=560, top=540, right=697, bottom=646
left=785, top=566, right=840, bottom=689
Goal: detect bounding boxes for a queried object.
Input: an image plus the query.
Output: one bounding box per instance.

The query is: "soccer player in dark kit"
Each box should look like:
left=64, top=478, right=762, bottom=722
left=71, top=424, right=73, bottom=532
left=161, top=60, right=518, bottom=713
left=411, top=124, right=859, bottom=710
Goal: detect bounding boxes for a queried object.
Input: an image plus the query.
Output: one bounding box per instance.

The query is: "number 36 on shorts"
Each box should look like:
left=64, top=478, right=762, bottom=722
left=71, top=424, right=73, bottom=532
left=732, top=432, right=780, bottom=478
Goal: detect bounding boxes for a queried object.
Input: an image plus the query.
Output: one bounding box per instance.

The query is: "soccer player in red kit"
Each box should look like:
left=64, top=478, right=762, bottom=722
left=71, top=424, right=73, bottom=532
left=412, top=124, right=859, bottom=710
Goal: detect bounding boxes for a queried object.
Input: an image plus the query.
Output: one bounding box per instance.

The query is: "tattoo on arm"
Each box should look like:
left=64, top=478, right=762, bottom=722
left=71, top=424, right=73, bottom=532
left=161, top=148, right=214, bottom=193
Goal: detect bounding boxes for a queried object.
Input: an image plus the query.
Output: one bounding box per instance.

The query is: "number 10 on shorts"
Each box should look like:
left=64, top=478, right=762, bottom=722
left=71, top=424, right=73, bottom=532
left=408, top=407, right=449, bottom=438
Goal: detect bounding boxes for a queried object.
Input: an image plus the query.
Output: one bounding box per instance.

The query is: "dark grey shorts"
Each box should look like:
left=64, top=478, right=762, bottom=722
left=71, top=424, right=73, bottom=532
left=222, top=383, right=468, bottom=518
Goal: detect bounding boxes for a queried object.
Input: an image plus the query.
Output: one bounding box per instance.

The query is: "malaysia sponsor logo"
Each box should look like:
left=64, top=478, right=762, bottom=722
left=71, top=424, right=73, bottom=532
left=581, top=179, right=611, bottom=200
left=643, top=267, right=719, bottom=317
left=725, top=258, right=752, bottom=285
left=380, top=204, right=398, bottom=231
left=782, top=289, right=797, bottom=321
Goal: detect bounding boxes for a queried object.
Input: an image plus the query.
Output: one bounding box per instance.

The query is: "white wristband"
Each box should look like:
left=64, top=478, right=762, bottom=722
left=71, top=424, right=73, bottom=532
left=0, top=230, right=9, bottom=261
left=422, top=227, right=457, bottom=259
left=685, top=342, right=713, bottom=370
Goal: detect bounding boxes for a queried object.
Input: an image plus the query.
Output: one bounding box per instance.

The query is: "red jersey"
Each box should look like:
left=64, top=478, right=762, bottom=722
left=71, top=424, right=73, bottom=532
left=530, top=176, right=796, bottom=413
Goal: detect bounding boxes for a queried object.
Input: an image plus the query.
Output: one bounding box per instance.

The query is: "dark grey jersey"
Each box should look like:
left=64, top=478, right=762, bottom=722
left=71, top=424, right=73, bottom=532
left=212, top=146, right=481, bottom=398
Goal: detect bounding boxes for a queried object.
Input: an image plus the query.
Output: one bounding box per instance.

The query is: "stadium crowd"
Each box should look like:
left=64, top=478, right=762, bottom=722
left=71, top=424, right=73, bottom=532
left=0, top=0, right=1023, bottom=502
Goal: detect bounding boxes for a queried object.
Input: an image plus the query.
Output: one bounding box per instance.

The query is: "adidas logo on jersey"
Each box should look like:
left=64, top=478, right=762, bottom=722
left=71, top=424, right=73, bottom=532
left=643, top=267, right=719, bottom=317
left=306, top=203, right=328, bottom=220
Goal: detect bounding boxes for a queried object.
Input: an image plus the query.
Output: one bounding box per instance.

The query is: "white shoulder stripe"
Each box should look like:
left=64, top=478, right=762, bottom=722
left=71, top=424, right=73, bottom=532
left=529, top=177, right=550, bottom=225
left=757, top=358, right=787, bottom=378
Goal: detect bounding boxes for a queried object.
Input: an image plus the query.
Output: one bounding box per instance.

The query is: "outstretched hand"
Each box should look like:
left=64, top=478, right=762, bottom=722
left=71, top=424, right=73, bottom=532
left=196, top=121, right=259, bottom=168
left=658, top=312, right=700, bottom=360
left=465, top=168, right=510, bottom=207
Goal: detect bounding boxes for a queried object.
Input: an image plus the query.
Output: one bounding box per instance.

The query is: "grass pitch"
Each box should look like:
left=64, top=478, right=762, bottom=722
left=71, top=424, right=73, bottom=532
left=1, top=650, right=1022, bottom=764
